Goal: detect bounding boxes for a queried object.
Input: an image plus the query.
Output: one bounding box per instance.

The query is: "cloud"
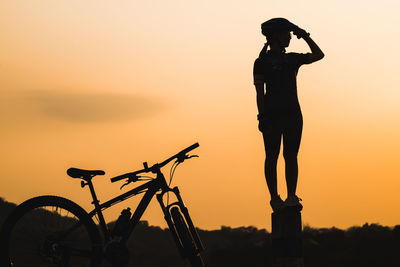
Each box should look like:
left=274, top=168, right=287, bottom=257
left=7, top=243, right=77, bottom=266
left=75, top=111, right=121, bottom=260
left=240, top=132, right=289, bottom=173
left=28, top=90, right=170, bottom=123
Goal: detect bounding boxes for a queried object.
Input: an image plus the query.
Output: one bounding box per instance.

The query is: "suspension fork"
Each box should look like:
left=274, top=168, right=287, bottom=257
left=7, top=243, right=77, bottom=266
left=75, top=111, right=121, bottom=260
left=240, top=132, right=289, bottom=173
left=157, top=187, right=204, bottom=253
left=156, top=190, right=183, bottom=256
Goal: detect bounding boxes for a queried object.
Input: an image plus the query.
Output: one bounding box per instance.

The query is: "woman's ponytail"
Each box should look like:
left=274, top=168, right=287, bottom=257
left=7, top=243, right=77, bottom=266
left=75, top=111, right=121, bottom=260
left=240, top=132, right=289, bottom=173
left=259, top=41, right=269, bottom=57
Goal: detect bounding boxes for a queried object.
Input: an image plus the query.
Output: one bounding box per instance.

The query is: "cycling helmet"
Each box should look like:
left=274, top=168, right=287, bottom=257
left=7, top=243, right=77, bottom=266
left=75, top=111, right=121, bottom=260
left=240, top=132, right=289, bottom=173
left=261, top=18, right=296, bottom=37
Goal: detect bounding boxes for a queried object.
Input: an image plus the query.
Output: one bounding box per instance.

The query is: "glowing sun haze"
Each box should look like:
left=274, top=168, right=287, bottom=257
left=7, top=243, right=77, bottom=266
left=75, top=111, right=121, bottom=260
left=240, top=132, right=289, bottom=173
left=1, top=0, right=400, bottom=230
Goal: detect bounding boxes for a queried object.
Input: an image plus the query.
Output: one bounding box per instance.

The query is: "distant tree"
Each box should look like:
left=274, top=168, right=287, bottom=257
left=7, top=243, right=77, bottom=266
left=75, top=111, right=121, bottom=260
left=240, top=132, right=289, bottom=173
left=1, top=197, right=400, bottom=267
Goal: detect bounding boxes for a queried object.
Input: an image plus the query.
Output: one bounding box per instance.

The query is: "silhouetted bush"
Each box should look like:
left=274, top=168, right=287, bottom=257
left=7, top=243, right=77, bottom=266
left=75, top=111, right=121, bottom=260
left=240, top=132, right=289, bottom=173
left=0, top=197, right=16, bottom=227
left=1, top=198, right=400, bottom=266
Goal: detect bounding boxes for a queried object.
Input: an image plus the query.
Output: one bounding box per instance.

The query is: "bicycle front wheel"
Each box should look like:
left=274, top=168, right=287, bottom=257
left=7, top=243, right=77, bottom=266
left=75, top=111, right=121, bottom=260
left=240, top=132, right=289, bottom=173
left=170, top=207, right=204, bottom=267
left=0, top=196, right=102, bottom=267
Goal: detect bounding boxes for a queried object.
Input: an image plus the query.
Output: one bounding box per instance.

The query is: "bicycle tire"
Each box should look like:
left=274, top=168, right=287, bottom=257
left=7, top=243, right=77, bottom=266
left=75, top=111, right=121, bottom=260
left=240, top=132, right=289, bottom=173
left=0, top=195, right=102, bottom=267
left=170, top=207, right=204, bottom=267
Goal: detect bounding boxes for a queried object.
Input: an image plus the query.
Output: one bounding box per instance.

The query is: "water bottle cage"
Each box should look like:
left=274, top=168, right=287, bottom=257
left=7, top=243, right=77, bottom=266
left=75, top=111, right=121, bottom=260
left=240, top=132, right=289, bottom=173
left=112, top=208, right=131, bottom=237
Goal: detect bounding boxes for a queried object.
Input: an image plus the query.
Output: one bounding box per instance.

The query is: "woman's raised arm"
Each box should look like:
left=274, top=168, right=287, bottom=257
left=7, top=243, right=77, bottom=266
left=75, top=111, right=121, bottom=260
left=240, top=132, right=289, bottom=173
left=294, top=27, right=324, bottom=63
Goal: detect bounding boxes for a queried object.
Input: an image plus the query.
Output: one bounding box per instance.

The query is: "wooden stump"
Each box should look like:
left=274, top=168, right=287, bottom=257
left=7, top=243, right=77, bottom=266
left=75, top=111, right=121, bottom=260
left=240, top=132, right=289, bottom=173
left=271, top=206, right=303, bottom=267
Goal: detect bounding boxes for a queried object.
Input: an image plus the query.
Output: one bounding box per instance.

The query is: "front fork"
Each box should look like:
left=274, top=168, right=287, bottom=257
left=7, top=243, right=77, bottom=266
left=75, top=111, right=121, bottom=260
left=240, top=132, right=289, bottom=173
left=156, top=187, right=204, bottom=256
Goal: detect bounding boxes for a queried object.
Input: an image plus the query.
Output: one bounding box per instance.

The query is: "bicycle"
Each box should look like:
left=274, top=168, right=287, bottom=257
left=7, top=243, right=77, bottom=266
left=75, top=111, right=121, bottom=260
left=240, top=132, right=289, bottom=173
left=0, top=143, right=205, bottom=267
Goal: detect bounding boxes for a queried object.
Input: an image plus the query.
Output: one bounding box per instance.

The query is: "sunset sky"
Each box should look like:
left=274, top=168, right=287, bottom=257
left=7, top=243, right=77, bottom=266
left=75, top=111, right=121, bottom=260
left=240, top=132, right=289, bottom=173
left=1, top=1, right=400, bottom=231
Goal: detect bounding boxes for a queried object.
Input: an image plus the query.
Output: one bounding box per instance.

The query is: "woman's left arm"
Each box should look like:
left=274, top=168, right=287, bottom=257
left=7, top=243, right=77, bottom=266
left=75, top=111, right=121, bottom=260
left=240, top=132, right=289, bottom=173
left=303, top=35, right=324, bottom=62
left=294, top=27, right=325, bottom=63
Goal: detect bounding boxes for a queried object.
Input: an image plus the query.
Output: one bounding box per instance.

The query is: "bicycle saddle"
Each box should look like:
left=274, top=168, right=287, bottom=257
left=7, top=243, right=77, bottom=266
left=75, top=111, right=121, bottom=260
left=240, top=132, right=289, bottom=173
left=67, top=168, right=105, bottom=181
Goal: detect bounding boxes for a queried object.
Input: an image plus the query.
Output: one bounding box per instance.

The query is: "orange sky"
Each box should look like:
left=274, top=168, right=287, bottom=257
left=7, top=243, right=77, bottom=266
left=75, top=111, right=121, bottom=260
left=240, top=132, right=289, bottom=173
left=1, top=1, right=400, bottom=231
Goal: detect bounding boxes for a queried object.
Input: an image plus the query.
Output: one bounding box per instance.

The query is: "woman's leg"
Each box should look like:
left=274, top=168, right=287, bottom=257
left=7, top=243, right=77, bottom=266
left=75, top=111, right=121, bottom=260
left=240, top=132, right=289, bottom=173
left=283, top=151, right=298, bottom=197
left=283, top=112, right=303, bottom=198
left=265, top=149, right=280, bottom=198
left=262, top=130, right=281, bottom=199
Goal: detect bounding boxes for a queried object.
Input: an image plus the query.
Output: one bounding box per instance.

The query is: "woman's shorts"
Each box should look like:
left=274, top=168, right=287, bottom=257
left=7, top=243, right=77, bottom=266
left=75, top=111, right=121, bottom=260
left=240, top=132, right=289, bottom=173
left=261, top=110, right=303, bottom=154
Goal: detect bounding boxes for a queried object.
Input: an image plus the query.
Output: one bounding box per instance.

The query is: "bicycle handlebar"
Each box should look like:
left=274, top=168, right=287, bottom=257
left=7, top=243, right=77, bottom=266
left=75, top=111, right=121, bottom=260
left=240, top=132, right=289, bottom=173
left=110, top=142, right=199, bottom=183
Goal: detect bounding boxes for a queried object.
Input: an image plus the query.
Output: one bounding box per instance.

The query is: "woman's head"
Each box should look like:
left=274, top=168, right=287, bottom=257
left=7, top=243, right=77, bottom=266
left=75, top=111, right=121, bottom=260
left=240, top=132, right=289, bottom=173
left=261, top=18, right=295, bottom=50
left=267, top=31, right=292, bottom=48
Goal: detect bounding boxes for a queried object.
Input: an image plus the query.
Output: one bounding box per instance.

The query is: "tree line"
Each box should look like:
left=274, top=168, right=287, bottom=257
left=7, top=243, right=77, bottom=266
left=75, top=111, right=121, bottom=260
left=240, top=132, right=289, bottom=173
left=1, top=197, right=399, bottom=266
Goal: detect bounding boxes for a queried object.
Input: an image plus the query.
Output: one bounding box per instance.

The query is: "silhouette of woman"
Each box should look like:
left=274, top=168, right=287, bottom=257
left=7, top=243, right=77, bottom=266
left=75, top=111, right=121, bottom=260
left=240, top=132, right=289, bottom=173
left=253, top=18, right=324, bottom=211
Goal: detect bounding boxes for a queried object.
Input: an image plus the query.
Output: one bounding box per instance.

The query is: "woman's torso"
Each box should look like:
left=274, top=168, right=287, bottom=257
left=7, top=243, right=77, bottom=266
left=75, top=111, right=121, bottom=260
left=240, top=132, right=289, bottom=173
left=256, top=51, right=303, bottom=114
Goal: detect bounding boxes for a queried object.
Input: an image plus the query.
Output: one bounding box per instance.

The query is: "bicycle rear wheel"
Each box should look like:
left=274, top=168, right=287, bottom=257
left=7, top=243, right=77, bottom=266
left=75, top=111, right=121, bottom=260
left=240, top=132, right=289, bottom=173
left=0, top=196, right=102, bottom=267
left=170, top=207, right=204, bottom=267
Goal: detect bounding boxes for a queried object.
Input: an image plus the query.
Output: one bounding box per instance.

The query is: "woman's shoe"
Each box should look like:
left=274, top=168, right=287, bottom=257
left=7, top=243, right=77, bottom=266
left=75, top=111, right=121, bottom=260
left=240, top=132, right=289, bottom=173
left=285, top=195, right=303, bottom=208
left=270, top=195, right=285, bottom=212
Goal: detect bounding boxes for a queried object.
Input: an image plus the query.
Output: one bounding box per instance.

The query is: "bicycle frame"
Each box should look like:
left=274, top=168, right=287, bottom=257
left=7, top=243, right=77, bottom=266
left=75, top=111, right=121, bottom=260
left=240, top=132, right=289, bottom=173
left=83, top=167, right=166, bottom=243
left=84, top=166, right=204, bottom=253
